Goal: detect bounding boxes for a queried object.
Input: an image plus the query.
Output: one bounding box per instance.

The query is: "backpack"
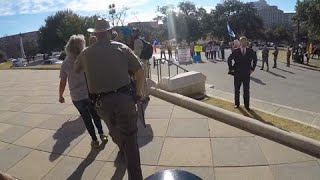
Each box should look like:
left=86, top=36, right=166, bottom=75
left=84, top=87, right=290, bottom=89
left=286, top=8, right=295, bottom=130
left=139, top=38, right=153, bottom=60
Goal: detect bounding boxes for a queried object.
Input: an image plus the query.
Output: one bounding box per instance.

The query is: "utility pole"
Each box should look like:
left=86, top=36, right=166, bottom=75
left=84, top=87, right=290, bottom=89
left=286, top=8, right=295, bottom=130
left=297, top=0, right=300, bottom=44
left=109, top=4, right=116, bottom=26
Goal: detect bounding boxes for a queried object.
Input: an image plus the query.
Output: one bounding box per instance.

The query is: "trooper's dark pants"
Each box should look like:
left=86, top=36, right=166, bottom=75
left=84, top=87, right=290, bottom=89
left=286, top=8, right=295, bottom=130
left=96, top=92, right=143, bottom=180
left=234, top=75, right=250, bottom=108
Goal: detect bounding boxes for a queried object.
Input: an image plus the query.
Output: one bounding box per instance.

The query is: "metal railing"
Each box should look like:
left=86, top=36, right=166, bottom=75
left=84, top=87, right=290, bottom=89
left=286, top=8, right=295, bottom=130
left=152, top=56, right=189, bottom=83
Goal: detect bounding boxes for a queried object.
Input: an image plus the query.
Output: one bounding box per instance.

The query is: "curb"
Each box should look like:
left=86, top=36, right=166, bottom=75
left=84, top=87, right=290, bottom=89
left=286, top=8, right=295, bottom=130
left=205, top=87, right=320, bottom=130
left=150, top=87, right=320, bottom=158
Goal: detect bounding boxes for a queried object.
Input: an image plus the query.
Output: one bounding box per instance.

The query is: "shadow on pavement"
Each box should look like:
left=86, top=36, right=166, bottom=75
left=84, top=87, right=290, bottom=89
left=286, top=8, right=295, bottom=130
left=267, top=71, right=286, bottom=79
left=238, top=108, right=289, bottom=132
left=294, top=64, right=320, bottom=72
left=64, top=100, right=154, bottom=179
left=208, top=59, right=217, bottom=63
left=250, top=76, right=266, bottom=85
left=276, top=67, right=295, bottom=74
left=66, top=141, right=108, bottom=180
left=49, top=116, right=86, bottom=161
left=243, top=109, right=274, bottom=126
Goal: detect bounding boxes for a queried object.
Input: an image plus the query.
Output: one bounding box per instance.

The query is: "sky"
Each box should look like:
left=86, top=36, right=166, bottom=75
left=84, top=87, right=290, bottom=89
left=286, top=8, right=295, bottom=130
left=0, top=0, right=297, bottom=37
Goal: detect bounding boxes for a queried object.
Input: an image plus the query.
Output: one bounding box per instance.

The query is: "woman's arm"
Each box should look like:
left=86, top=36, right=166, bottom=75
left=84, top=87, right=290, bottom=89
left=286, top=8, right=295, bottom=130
left=59, top=77, right=67, bottom=103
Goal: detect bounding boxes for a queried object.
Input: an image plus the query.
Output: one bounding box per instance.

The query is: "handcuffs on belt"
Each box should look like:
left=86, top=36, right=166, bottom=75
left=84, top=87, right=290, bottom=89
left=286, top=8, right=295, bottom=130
left=95, top=94, right=102, bottom=108
left=92, top=85, right=133, bottom=108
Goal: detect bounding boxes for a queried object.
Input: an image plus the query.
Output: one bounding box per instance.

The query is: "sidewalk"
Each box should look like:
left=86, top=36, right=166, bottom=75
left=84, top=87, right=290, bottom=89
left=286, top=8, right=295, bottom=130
left=205, top=85, right=320, bottom=130
left=0, top=70, right=320, bottom=180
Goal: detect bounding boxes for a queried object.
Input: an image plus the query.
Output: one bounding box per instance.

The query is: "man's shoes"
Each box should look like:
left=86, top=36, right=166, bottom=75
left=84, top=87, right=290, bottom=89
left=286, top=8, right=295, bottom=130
left=260, top=68, right=263, bottom=70
left=245, top=106, right=251, bottom=111
left=267, top=68, right=269, bottom=72
left=91, top=140, right=100, bottom=148
left=234, top=105, right=239, bottom=109
left=99, top=134, right=108, bottom=143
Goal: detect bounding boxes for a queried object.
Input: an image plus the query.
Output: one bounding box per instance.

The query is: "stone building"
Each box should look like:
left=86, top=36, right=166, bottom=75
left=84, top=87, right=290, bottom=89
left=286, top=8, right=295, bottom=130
left=252, top=0, right=295, bottom=28
left=0, top=31, right=39, bottom=59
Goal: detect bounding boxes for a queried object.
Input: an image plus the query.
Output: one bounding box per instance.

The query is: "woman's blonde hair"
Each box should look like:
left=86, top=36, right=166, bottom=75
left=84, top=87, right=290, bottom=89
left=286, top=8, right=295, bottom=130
left=65, top=34, right=86, bottom=57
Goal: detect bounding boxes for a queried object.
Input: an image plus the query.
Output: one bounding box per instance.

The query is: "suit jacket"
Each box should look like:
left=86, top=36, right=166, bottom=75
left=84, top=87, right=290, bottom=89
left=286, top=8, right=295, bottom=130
left=228, top=48, right=257, bottom=77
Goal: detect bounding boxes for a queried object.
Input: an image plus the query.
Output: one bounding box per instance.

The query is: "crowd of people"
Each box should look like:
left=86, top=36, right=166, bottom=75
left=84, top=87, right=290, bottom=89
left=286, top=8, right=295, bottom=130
left=204, top=41, right=226, bottom=60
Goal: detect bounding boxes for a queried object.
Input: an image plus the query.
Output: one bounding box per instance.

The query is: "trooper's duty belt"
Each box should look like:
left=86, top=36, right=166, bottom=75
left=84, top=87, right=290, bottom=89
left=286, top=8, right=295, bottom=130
left=90, top=84, right=132, bottom=107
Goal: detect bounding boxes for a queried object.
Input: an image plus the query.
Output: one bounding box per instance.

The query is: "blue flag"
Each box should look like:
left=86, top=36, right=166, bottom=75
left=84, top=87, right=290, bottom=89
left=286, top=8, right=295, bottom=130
left=153, top=38, right=159, bottom=45
left=227, top=23, right=236, bottom=38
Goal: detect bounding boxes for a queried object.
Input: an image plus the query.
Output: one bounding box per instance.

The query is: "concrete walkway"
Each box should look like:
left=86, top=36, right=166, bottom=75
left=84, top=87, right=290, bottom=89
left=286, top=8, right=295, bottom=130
left=0, top=70, right=319, bottom=180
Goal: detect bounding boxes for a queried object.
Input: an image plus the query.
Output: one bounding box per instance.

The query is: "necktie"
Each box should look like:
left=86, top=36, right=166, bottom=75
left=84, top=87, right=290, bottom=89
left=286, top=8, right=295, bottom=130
left=242, top=48, right=245, bottom=55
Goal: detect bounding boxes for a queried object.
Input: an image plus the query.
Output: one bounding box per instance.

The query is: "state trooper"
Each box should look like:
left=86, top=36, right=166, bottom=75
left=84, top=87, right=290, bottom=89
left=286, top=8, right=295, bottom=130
left=74, top=18, right=145, bottom=180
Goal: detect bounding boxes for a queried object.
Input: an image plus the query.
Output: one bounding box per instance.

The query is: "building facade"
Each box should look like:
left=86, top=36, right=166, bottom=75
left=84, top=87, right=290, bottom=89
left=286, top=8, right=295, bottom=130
left=252, top=0, right=295, bottom=29
left=0, top=31, right=39, bottom=59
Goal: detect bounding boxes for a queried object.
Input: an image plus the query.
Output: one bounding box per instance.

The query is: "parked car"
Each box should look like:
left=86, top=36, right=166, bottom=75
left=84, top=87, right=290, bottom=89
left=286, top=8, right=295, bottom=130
left=11, top=59, right=26, bottom=67
left=42, top=59, right=63, bottom=65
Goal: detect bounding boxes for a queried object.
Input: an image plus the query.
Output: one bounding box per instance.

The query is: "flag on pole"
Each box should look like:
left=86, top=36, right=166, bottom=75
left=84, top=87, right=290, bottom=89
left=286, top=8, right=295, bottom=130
left=19, top=33, right=26, bottom=59
left=153, top=38, right=159, bottom=45
left=227, top=23, right=236, bottom=38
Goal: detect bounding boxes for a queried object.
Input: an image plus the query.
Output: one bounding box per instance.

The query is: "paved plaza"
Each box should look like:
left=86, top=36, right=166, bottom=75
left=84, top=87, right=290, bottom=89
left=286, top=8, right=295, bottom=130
left=0, top=70, right=320, bottom=180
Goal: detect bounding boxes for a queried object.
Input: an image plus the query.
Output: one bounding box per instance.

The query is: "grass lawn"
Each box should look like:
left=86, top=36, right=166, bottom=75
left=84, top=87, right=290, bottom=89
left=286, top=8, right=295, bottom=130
left=203, top=96, right=320, bottom=141
left=0, top=61, right=12, bottom=70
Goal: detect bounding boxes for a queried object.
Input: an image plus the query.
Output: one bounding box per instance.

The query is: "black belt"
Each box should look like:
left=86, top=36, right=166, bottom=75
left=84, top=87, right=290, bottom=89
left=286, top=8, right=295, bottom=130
left=91, top=85, right=132, bottom=107
left=96, top=85, right=131, bottom=97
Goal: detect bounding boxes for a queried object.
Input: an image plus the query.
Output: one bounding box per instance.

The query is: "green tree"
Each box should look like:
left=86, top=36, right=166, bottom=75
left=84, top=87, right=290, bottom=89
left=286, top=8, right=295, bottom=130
left=56, top=12, right=83, bottom=44
left=0, top=50, right=6, bottom=62
left=81, top=15, right=99, bottom=44
left=264, top=25, right=291, bottom=43
left=295, top=0, right=320, bottom=41
left=205, top=0, right=264, bottom=40
left=38, top=10, right=73, bottom=52
left=24, top=40, right=39, bottom=57
left=178, top=1, right=197, bottom=16
left=156, top=2, right=206, bottom=43
left=38, top=10, right=99, bottom=53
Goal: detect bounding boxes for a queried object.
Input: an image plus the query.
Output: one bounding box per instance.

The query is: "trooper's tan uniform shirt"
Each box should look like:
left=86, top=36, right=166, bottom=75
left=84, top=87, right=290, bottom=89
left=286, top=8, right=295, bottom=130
left=74, top=39, right=142, bottom=93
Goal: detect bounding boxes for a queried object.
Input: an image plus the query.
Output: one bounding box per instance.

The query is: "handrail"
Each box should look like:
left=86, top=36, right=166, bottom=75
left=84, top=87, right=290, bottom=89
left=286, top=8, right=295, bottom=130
left=153, top=56, right=189, bottom=83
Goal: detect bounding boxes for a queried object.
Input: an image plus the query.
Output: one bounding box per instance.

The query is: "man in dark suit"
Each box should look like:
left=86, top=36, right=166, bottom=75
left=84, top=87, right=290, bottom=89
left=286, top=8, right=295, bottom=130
left=228, top=37, right=257, bottom=110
